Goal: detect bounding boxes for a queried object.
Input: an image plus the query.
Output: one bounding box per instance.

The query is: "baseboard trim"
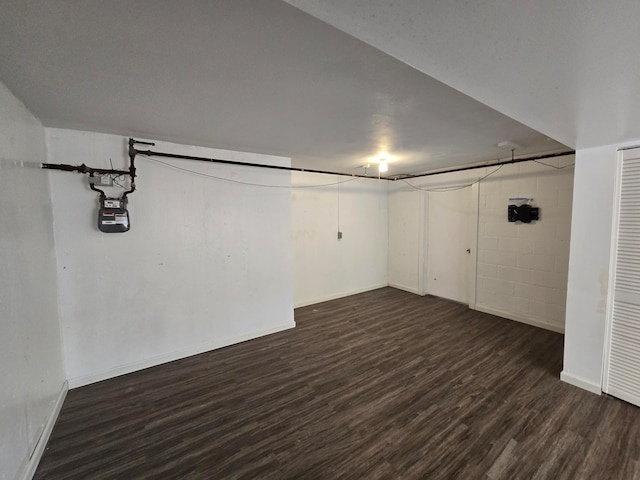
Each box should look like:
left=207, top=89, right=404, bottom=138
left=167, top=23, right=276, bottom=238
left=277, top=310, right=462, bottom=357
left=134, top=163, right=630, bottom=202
left=294, top=284, right=388, bottom=308
left=21, top=381, right=68, bottom=480
left=474, top=304, right=565, bottom=333
left=68, top=322, right=295, bottom=388
left=560, top=371, right=602, bottom=395
left=388, top=283, right=423, bottom=296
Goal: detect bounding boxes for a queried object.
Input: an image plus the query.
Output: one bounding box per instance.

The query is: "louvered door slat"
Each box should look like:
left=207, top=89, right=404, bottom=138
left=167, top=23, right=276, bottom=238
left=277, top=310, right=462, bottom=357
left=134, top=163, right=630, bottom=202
left=606, top=151, right=640, bottom=406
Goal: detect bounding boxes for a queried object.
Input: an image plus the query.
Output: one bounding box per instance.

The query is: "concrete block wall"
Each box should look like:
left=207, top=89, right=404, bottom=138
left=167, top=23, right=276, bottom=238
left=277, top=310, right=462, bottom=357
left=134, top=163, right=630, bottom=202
left=476, top=155, right=574, bottom=332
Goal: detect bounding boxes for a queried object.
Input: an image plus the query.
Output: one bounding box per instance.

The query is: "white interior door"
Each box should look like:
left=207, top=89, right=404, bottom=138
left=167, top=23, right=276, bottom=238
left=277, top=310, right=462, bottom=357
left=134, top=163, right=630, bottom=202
left=604, top=147, right=640, bottom=406
left=425, top=185, right=477, bottom=305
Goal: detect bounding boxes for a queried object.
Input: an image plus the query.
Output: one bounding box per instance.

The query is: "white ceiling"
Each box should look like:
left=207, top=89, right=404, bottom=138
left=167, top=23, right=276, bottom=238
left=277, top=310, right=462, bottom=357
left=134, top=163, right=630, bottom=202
left=0, top=0, right=569, bottom=175
left=285, top=0, right=640, bottom=151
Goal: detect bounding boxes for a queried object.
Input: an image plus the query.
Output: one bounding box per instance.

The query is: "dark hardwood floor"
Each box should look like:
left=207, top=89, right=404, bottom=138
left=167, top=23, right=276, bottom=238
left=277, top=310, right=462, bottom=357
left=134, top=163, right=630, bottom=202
left=35, top=287, right=640, bottom=479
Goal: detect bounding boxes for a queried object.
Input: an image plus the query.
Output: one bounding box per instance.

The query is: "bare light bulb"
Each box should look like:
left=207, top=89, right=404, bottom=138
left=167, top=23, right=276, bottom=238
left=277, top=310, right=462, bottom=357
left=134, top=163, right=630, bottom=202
left=379, top=160, right=388, bottom=173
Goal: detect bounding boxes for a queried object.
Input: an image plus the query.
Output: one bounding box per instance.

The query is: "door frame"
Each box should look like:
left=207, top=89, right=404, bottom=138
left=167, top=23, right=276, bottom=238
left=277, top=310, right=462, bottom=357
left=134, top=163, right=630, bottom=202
left=419, top=182, right=479, bottom=308
left=602, top=147, right=634, bottom=394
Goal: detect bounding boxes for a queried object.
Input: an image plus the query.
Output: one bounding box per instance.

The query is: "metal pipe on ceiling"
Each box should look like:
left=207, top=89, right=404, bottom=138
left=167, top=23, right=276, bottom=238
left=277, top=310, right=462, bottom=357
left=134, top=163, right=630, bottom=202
left=41, top=162, right=130, bottom=176
left=41, top=137, right=575, bottom=183
left=390, top=150, right=575, bottom=181
left=134, top=141, right=574, bottom=181
left=133, top=147, right=381, bottom=180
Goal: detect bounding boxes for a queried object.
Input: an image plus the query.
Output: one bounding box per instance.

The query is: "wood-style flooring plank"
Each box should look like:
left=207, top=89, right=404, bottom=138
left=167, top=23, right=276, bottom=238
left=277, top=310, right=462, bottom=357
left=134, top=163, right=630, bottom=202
left=34, top=287, right=640, bottom=479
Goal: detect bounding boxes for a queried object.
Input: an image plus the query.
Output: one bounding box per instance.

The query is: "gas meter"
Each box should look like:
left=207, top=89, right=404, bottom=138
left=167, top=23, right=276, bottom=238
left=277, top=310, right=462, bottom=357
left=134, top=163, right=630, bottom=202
left=98, top=197, right=130, bottom=233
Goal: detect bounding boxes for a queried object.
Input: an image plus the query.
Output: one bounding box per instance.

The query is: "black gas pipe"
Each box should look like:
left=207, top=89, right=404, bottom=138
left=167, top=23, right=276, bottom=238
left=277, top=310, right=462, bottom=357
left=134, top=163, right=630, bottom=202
left=42, top=137, right=575, bottom=184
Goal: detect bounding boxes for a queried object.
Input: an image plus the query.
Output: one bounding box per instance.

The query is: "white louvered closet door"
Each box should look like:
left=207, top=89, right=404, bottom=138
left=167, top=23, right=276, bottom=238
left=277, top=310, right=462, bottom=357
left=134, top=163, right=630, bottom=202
left=604, top=148, right=640, bottom=406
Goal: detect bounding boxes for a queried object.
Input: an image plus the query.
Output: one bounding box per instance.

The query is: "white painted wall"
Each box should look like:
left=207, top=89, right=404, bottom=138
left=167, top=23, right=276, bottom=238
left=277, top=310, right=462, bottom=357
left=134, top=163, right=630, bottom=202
left=389, top=171, right=480, bottom=296
left=46, top=129, right=294, bottom=387
left=0, top=82, right=66, bottom=480
left=388, top=188, right=424, bottom=294
left=388, top=158, right=574, bottom=332
left=292, top=173, right=387, bottom=307
left=561, top=144, right=638, bottom=394
left=476, top=156, right=574, bottom=332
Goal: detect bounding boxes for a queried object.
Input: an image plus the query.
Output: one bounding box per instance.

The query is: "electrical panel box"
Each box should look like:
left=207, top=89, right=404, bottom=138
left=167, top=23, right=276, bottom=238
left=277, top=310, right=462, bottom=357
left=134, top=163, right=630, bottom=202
left=508, top=204, right=539, bottom=223
left=90, top=174, right=114, bottom=187
left=98, top=198, right=130, bottom=233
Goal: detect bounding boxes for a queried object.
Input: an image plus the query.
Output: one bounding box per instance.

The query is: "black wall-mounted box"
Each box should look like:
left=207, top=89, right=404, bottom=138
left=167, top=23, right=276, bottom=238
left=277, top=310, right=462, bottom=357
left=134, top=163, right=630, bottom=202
left=508, top=204, right=539, bottom=223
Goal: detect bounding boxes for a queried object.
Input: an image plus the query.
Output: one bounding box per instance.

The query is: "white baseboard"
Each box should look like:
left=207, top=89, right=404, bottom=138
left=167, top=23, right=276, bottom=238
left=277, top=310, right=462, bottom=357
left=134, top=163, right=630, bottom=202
left=68, top=322, right=295, bottom=388
left=21, top=381, right=68, bottom=480
left=294, top=284, right=388, bottom=308
left=560, top=371, right=602, bottom=395
left=474, top=304, right=565, bottom=333
left=388, top=283, right=423, bottom=296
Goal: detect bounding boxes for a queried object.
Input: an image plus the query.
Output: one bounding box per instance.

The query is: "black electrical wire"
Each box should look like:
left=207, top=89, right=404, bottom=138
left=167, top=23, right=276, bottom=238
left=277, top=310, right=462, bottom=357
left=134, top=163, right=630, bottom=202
left=109, top=158, right=128, bottom=188
left=401, top=164, right=505, bottom=192
left=139, top=155, right=363, bottom=188
left=41, top=136, right=575, bottom=193
left=134, top=145, right=381, bottom=180
left=533, top=159, right=575, bottom=169
left=400, top=150, right=574, bottom=193
left=144, top=151, right=571, bottom=192
left=390, top=150, right=574, bottom=181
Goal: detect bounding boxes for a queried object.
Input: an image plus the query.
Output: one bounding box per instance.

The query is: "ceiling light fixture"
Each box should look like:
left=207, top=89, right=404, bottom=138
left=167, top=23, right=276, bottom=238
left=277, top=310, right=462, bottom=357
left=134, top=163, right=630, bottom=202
left=378, top=153, right=389, bottom=173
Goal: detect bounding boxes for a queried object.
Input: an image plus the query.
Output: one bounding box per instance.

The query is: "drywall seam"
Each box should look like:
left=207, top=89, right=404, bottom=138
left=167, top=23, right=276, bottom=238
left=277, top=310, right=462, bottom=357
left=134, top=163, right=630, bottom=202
left=67, top=323, right=295, bottom=388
